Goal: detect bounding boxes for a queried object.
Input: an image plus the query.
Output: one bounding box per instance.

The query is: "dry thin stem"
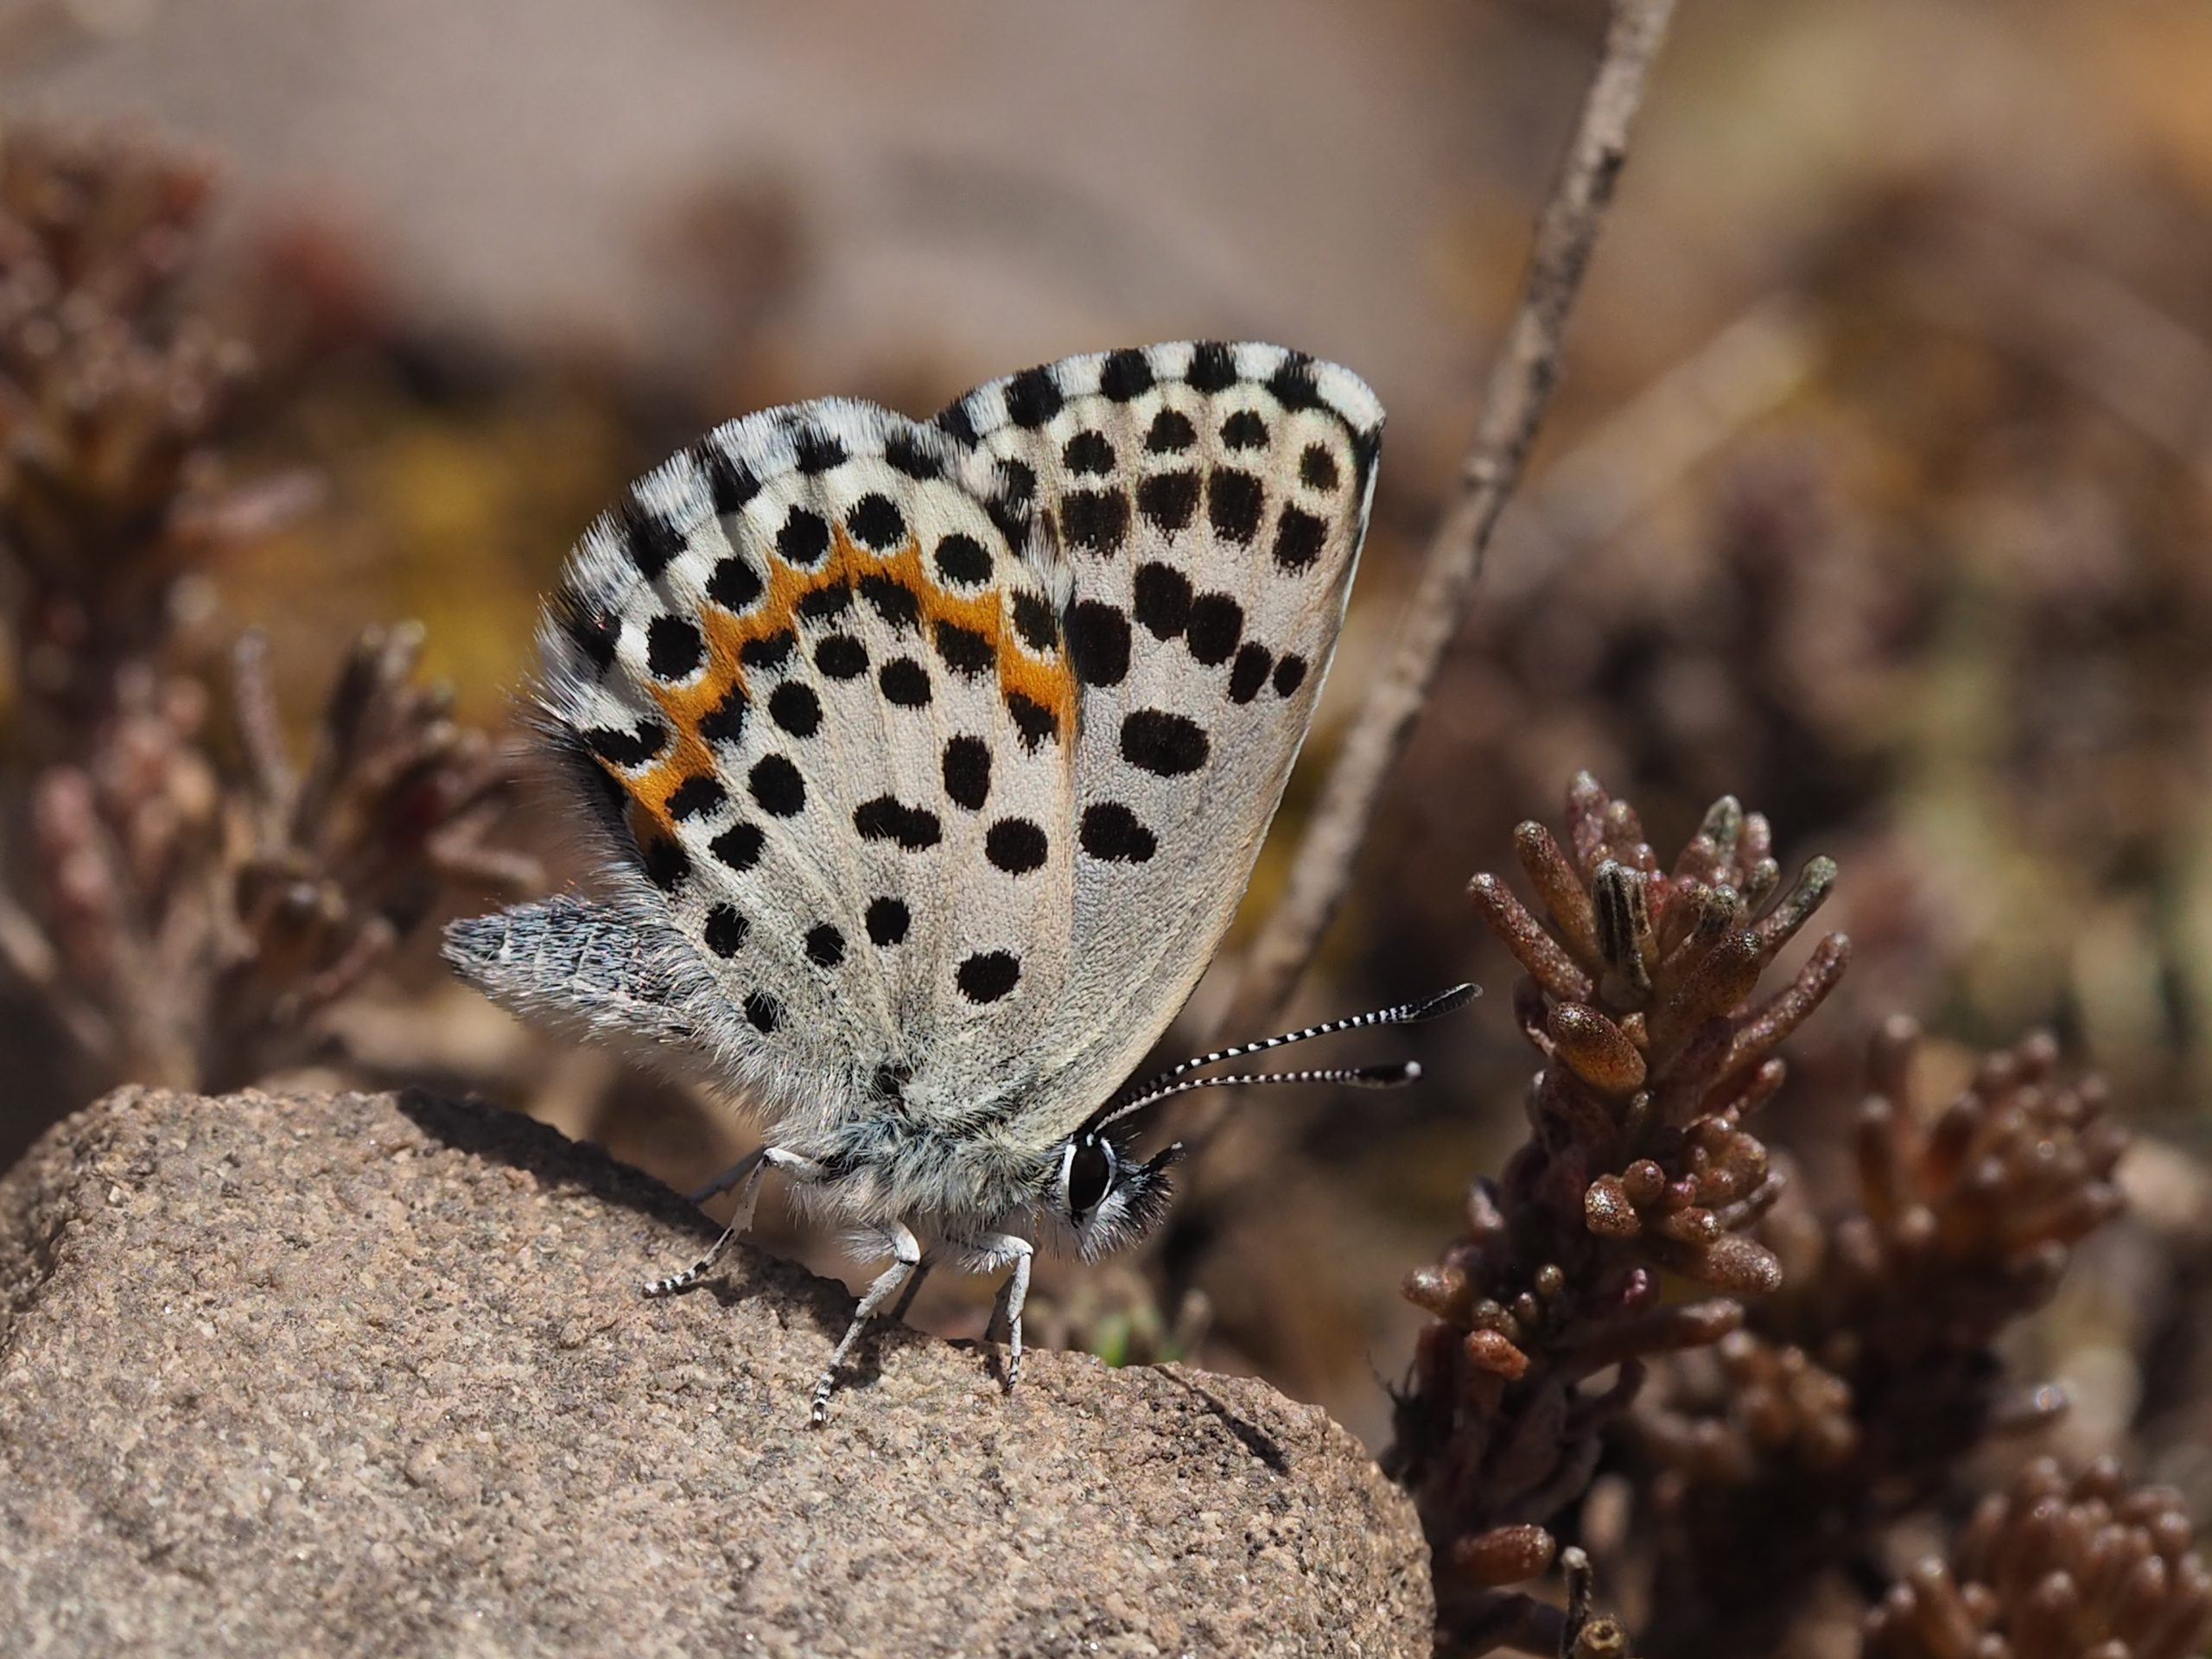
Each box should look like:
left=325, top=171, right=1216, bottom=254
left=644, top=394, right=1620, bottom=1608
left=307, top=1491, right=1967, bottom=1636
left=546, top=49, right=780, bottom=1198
left=1218, top=0, right=1678, bottom=1039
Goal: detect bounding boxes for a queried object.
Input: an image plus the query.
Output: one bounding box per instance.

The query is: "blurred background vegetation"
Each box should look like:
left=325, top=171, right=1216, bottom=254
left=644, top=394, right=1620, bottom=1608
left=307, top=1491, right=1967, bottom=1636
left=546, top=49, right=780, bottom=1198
left=3, top=3, right=2209, bottom=1642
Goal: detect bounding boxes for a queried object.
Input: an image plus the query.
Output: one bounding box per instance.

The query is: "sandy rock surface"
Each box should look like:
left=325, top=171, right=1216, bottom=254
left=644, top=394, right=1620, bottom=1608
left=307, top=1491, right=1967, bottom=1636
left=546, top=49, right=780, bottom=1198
left=0, top=1087, right=1430, bottom=1657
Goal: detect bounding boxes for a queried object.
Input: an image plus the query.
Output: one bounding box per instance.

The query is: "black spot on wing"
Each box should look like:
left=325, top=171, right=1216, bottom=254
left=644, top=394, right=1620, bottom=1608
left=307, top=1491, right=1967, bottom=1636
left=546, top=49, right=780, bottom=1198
left=1079, top=803, right=1156, bottom=863
left=1002, top=366, right=1064, bottom=429
left=741, top=629, right=796, bottom=672
left=769, top=682, right=821, bottom=737
left=860, top=575, right=920, bottom=631
left=1220, top=410, right=1269, bottom=451
left=1010, top=592, right=1058, bottom=653
left=708, top=556, right=763, bottom=613
left=555, top=589, right=620, bottom=673
left=1274, top=506, right=1327, bottom=572
left=703, top=904, right=749, bottom=957
left=711, top=821, right=766, bottom=872
left=1266, top=354, right=1324, bottom=412
left=942, top=736, right=991, bottom=810
left=816, top=634, right=868, bottom=680
left=777, top=506, right=831, bottom=568
left=1063, top=430, right=1116, bottom=475
left=1065, top=601, right=1131, bottom=686
left=1229, top=643, right=1273, bottom=704
left=1137, top=471, right=1199, bottom=533
left=879, top=656, right=931, bottom=707
left=885, top=430, right=942, bottom=480
left=866, top=896, right=910, bottom=946
left=1185, top=593, right=1243, bottom=666
left=665, top=775, right=728, bottom=821
left=1133, top=563, right=1192, bottom=639
left=641, top=835, right=690, bottom=892
left=1208, top=469, right=1264, bottom=543
left=934, top=533, right=993, bottom=588
left=698, top=682, right=748, bottom=744
left=796, top=580, right=853, bottom=623
left=1098, top=348, right=1155, bottom=401
left=1005, top=691, right=1058, bottom=750
left=855, top=796, right=943, bottom=850
left=1186, top=341, right=1237, bottom=392
left=957, top=950, right=1021, bottom=1004
left=804, top=923, right=846, bottom=968
left=792, top=429, right=848, bottom=474
left=934, top=621, right=993, bottom=677
left=934, top=398, right=980, bottom=447
left=984, top=817, right=1048, bottom=875
left=1121, top=709, right=1210, bottom=777
left=984, top=494, right=1031, bottom=555
left=749, top=754, right=806, bottom=817
left=1145, top=410, right=1197, bottom=454
left=999, top=459, right=1038, bottom=504
left=620, top=501, right=685, bottom=581
left=695, top=442, right=760, bottom=515
left=1063, top=488, right=1128, bottom=556
left=846, top=493, right=907, bottom=551
left=584, top=719, right=669, bottom=769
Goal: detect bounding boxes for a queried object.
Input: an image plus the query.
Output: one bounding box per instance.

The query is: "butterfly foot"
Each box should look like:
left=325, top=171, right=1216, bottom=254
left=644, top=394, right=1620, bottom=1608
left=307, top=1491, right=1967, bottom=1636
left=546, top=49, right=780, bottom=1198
left=641, top=1250, right=721, bottom=1297
left=641, top=1218, right=741, bottom=1300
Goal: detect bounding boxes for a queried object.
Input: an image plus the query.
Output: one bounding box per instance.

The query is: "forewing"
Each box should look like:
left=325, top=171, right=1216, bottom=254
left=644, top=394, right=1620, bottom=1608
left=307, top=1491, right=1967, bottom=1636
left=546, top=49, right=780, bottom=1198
left=932, top=342, right=1383, bottom=1137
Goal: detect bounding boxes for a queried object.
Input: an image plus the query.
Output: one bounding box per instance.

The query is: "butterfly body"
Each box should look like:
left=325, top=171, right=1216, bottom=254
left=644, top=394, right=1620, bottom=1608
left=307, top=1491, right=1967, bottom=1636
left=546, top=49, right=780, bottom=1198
left=448, top=341, right=1402, bottom=1415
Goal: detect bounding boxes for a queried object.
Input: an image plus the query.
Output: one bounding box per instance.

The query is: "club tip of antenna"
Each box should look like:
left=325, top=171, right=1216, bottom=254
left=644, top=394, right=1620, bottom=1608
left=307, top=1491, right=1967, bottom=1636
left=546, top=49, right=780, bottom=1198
left=1413, top=982, right=1481, bottom=1020
left=1356, top=1060, right=1422, bottom=1087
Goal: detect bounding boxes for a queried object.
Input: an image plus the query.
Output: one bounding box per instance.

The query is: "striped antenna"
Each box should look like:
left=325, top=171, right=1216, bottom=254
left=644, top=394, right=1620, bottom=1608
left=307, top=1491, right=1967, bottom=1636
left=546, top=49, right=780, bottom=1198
left=1094, top=1063, right=1421, bottom=1130
left=1084, top=982, right=1478, bottom=1134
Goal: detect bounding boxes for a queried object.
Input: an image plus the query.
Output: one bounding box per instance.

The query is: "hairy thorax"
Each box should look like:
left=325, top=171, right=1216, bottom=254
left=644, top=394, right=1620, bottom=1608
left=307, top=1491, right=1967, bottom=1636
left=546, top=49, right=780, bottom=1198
left=776, top=1093, right=1055, bottom=1238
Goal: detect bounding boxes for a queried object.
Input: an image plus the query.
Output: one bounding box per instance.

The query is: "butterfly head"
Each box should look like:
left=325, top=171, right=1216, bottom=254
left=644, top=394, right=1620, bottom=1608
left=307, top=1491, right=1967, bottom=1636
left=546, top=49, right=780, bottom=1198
left=1041, top=1130, right=1183, bottom=1260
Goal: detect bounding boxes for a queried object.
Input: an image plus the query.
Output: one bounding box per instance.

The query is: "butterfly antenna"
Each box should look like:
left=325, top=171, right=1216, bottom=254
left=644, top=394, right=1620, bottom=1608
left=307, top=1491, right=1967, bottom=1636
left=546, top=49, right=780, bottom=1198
left=1090, top=982, right=1478, bottom=1133
left=1102, top=1063, right=1423, bottom=1125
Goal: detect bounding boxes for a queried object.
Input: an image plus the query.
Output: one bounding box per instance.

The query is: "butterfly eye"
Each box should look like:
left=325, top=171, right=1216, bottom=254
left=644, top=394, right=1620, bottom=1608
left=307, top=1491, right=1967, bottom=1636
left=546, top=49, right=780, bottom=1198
left=1065, top=1136, right=1115, bottom=1216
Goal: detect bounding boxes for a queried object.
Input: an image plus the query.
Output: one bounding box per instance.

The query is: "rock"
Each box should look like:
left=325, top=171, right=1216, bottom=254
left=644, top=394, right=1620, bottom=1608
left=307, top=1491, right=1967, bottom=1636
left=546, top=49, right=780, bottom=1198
left=0, top=1087, right=1433, bottom=1657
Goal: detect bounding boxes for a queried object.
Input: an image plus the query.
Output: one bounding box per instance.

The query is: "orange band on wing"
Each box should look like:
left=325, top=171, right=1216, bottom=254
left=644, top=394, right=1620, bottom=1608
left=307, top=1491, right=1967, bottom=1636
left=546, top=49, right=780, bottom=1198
left=612, top=525, right=1076, bottom=837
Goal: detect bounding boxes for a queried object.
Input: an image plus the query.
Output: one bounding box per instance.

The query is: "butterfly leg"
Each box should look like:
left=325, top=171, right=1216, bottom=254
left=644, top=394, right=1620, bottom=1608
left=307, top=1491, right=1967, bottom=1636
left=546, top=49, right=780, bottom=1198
left=683, top=1155, right=763, bottom=1204
left=810, top=1220, right=922, bottom=1424
left=887, top=1255, right=935, bottom=1324
left=643, top=1146, right=823, bottom=1297
left=953, top=1233, right=1035, bottom=1394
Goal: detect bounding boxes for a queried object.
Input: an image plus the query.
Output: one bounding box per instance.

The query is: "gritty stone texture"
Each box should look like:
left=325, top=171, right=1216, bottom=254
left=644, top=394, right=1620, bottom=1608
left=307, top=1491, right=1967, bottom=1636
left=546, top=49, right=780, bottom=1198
left=0, top=1088, right=1431, bottom=1657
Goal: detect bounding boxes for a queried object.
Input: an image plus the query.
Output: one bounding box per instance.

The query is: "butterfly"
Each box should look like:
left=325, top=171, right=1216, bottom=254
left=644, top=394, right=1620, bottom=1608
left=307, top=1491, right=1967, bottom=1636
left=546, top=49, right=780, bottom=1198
left=445, top=340, right=1473, bottom=1420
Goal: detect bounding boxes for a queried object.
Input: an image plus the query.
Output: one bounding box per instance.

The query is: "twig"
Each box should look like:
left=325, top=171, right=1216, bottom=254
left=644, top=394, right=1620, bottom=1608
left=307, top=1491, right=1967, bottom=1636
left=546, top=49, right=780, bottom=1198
left=1217, top=0, right=1678, bottom=1039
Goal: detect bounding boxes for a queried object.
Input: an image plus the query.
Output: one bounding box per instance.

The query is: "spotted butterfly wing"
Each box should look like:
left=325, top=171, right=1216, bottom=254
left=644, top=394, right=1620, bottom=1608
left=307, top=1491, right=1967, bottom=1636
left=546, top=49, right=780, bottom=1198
left=931, top=342, right=1382, bottom=1141
left=447, top=342, right=1380, bottom=1172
